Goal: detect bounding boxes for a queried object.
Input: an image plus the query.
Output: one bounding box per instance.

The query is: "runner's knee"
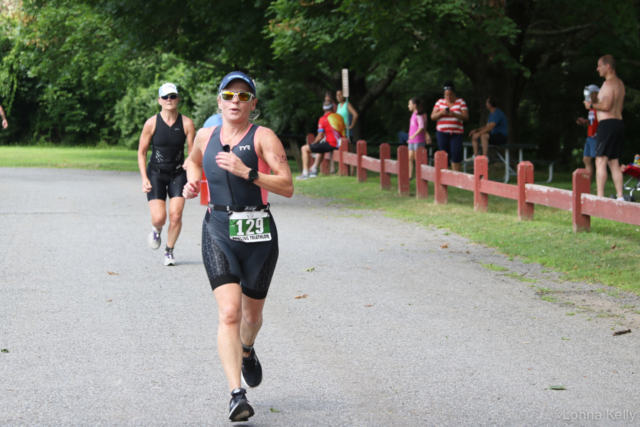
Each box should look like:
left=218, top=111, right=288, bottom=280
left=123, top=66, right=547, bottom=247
left=219, top=304, right=242, bottom=326
left=242, top=310, right=262, bottom=327
left=151, top=212, right=167, bottom=226
left=169, top=210, right=182, bottom=224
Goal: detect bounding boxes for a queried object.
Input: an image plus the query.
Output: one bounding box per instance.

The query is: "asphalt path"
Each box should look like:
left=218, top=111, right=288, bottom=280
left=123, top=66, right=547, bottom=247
left=1, top=168, right=639, bottom=426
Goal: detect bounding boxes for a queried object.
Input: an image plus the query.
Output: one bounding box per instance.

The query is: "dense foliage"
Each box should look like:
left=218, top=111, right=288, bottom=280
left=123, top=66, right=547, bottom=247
left=1, top=0, right=639, bottom=168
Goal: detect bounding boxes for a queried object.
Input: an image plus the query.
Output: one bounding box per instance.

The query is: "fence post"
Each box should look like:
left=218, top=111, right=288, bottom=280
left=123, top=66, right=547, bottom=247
left=200, top=171, right=208, bottom=206
left=415, top=146, right=428, bottom=199
left=397, top=145, right=410, bottom=196
left=338, top=138, right=349, bottom=176
left=357, top=140, right=367, bottom=183
left=517, top=161, right=534, bottom=221
left=379, top=143, right=391, bottom=190
left=434, top=150, right=448, bottom=204
left=572, top=169, right=591, bottom=232
left=474, top=156, right=488, bottom=212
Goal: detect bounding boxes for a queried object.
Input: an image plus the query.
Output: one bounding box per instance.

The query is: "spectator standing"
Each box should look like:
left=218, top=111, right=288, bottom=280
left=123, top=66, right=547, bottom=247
left=467, top=97, right=508, bottom=161
left=333, top=90, right=359, bottom=173
left=296, top=100, right=346, bottom=180
left=407, top=97, right=431, bottom=179
left=584, top=55, right=626, bottom=199
left=576, top=85, right=599, bottom=176
left=336, top=90, right=359, bottom=138
left=431, top=80, right=468, bottom=171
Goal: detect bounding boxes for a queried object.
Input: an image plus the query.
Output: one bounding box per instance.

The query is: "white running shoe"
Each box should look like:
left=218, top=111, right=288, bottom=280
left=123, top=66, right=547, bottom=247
left=295, top=173, right=309, bottom=181
left=163, top=251, right=175, bottom=266
left=309, top=169, right=318, bottom=178
left=148, top=229, right=161, bottom=250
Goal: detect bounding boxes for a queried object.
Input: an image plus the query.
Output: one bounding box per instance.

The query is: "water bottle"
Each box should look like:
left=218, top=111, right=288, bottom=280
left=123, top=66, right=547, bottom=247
left=584, top=87, right=590, bottom=102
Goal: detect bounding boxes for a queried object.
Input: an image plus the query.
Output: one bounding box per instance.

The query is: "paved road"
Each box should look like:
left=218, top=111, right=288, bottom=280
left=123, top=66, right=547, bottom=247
left=1, top=168, right=639, bottom=426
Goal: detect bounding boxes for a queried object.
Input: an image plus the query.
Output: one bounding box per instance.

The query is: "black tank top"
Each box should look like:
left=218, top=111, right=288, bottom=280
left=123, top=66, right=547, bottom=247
left=149, top=113, right=186, bottom=171
left=203, top=124, right=263, bottom=206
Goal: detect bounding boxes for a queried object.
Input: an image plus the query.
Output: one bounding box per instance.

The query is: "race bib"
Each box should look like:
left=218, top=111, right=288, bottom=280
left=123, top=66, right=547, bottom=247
left=229, top=211, right=271, bottom=243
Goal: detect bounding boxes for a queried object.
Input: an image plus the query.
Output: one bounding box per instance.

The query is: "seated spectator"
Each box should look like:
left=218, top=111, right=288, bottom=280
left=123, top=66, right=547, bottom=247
left=575, top=85, right=599, bottom=176
left=467, top=97, right=508, bottom=161
left=202, top=113, right=222, bottom=128
left=296, top=100, right=346, bottom=180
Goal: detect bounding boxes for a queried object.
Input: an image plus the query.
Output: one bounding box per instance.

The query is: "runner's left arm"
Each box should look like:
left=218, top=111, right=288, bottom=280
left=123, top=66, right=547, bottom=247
left=183, top=117, right=196, bottom=157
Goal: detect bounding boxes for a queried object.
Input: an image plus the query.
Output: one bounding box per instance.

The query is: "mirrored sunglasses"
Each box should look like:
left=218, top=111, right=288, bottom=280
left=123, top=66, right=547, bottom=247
left=161, top=94, right=178, bottom=100
left=220, top=91, right=254, bottom=102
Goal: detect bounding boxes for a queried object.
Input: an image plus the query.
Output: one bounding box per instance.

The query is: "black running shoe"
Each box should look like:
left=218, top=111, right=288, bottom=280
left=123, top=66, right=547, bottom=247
left=228, top=387, right=254, bottom=422
left=241, top=348, right=263, bottom=388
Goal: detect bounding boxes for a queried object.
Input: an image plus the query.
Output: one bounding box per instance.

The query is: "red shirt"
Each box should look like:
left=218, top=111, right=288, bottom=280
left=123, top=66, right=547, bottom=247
left=434, top=98, right=468, bottom=134
left=318, top=112, right=346, bottom=147
left=587, top=109, right=599, bottom=137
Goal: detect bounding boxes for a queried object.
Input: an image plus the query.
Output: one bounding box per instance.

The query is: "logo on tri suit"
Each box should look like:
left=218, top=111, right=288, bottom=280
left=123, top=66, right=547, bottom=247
left=245, top=206, right=257, bottom=211
left=239, top=145, right=251, bottom=151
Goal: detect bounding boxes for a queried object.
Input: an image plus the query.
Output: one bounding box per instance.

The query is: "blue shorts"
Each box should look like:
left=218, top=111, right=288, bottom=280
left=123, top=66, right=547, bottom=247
left=408, top=142, right=426, bottom=152
left=583, top=136, right=596, bottom=158
left=436, top=131, right=464, bottom=164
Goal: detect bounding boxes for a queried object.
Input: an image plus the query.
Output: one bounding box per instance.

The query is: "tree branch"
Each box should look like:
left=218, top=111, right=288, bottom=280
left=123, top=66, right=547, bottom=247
left=527, top=22, right=594, bottom=37
left=357, top=67, right=398, bottom=113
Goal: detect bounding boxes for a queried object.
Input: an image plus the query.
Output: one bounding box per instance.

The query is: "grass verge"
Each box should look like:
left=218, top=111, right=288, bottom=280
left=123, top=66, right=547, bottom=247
left=0, top=146, right=140, bottom=171
left=294, top=172, right=640, bottom=294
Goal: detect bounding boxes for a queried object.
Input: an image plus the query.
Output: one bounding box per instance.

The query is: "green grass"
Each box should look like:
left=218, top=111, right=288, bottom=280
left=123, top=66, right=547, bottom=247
left=294, top=171, right=640, bottom=294
left=480, top=263, right=508, bottom=272
left=505, top=272, right=538, bottom=283
left=0, top=146, right=140, bottom=171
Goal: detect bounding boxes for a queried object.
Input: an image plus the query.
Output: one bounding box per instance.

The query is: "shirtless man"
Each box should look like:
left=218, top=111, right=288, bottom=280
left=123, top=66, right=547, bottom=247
left=584, top=55, right=625, bottom=199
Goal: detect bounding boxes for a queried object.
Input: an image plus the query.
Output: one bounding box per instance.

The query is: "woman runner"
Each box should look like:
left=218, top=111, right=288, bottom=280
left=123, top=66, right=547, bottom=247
left=138, top=83, right=196, bottom=265
left=183, top=72, right=293, bottom=422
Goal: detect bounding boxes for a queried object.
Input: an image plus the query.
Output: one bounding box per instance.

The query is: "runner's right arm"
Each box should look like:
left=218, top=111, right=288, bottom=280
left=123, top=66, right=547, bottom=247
left=183, top=128, right=208, bottom=199
left=137, top=117, right=155, bottom=193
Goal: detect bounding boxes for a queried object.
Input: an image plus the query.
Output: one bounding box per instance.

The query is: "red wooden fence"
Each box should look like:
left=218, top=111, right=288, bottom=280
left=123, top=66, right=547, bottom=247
left=305, top=140, right=640, bottom=233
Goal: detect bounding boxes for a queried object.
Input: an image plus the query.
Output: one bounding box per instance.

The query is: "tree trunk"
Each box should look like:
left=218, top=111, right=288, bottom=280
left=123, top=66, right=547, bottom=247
left=458, top=59, right=528, bottom=145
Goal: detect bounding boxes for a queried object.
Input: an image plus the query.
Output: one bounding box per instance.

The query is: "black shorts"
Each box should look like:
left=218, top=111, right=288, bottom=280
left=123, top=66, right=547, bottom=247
left=310, top=141, right=336, bottom=153
left=488, top=132, right=507, bottom=146
left=596, top=119, right=624, bottom=160
left=146, top=166, right=187, bottom=201
left=202, top=210, right=279, bottom=300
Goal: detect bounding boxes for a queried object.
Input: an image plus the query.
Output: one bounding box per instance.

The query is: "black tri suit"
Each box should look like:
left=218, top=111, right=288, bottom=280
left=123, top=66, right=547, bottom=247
left=146, top=113, right=188, bottom=201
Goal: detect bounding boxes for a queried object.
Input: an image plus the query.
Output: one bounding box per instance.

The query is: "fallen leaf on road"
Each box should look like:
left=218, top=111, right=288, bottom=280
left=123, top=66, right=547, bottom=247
left=365, top=304, right=373, bottom=307
left=1, top=349, right=8, bottom=353
left=549, top=385, right=566, bottom=390
left=270, top=408, right=280, bottom=413
left=613, top=328, right=631, bottom=336
left=294, top=294, right=308, bottom=299
left=108, top=272, right=119, bottom=275
left=440, top=244, right=449, bottom=249
left=379, top=249, right=384, bottom=251
left=466, top=251, right=470, bottom=254
left=107, top=300, right=112, bottom=303
left=522, top=342, right=530, bottom=344
left=303, top=267, right=314, bottom=272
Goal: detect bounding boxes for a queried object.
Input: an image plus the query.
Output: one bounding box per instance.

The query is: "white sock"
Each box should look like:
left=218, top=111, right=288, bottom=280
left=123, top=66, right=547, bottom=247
left=153, top=226, right=161, bottom=233
left=617, top=196, right=625, bottom=201
left=302, top=169, right=308, bottom=175
left=311, top=165, right=318, bottom=172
